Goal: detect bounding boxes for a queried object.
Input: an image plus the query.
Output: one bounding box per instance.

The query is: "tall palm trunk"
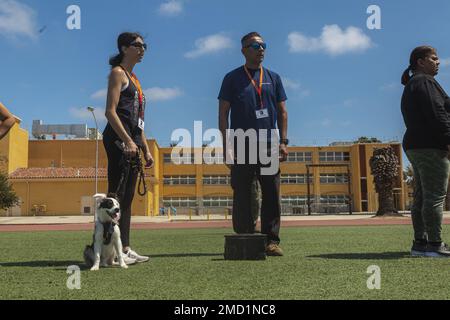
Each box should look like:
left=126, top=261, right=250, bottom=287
left=376, top=182, right=397, bottom=216
left=369, top=147, right=401, bottom=216
left=445, top=183, right=450, bottom=211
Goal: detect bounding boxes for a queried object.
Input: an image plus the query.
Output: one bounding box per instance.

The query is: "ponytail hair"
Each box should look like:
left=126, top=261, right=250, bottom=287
left=109, top=32, right=143, bottom=68
left=401, top=45, right=437, bottom=86
left=401, top=66, right=412, bottom=86
left=109, top=52, right=124, bottom=67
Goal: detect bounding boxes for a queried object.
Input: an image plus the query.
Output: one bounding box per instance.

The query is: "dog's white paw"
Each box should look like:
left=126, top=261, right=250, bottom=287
left=90, top=265, right=100, bottom=271
left=120, top=263, right=128, bottom=269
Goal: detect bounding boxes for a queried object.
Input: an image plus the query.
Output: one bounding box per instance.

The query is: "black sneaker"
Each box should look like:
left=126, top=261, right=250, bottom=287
left=411, top=240, right=427, bottom=257
left=425, top=242, right=450, bottom=258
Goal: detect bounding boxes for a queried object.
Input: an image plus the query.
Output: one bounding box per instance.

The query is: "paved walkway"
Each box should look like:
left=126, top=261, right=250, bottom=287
left=1, top=213, right=450, bottom=232
left=0, top=212, right=382, bottom=225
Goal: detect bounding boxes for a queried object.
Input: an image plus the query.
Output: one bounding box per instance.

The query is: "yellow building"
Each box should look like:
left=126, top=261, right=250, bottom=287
left=1, top=123, right=405, bottom=216
left=159, top=143, right=405, bottom=215
left=0, top=119, right=28, bottom=174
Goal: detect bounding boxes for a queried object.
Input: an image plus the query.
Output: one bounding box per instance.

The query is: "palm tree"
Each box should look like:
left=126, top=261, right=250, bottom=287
left=354, top=137, right=382, bottom=144
left=369, top=147, right=401, bottom=216
left=403, top=164, right=414, bottom=187
left=446, top=177, right=450, bottom=211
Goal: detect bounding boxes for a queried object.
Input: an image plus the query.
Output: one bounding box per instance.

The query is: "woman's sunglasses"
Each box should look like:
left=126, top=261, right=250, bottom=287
left=130, top=42, right=147, bottom=51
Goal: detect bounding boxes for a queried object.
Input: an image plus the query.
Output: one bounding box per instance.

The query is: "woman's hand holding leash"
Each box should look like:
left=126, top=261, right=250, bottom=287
left=124, top=140, right=138, bottom=157
left=144, top=152, right=154, bottom=168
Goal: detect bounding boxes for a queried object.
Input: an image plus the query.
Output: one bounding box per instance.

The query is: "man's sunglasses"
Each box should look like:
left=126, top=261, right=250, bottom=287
left=244, top=42, right=267, bottom=50
left=130, top=42, right=147, bottom=51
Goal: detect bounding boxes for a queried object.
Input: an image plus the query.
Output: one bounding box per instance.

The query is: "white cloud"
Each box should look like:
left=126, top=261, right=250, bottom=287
left=380, top=82, right=401, bottom=91
left=0, top=0, right=38, bottom=40
left=321, top=118, right=331, bottom=127
left=343, top=99, right=358, bottom=107
left=69, top=107, right=106, bottom=123
left=90, top=87, right=182, bottom=102
left=144, top=87, right=183, bottom=102
left=281, top=77, right=311, bottom=97
left=281, top=77, right=301, bottom=90
left=185, top=33, right=233, bottom=58
left=158, top=0, right=183, bottom=17
left=288, top=25, right=373, bottom=56
left=441, top=58, right=450, bottom=67
left=90, top=89, right=108, bottom=100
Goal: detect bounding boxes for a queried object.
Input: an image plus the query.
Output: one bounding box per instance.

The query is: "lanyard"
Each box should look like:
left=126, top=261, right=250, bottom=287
left=120, top=65, right=144, bottom=108
left=244, top=65, right=264, bottom=109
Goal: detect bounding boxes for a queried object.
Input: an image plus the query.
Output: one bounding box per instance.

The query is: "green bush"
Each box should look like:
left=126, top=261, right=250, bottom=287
left=0, top=171, right=18, bottom=210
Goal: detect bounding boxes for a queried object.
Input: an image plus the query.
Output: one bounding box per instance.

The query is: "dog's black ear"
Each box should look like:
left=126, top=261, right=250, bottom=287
left=99, top=198, right=114, bottom=209
left=107, top=193, right=118, bottom=200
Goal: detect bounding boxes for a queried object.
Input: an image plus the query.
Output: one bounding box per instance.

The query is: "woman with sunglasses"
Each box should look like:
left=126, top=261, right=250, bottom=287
left=103, top=32, right=153, bottom=264
left=0, top=102, right=16, bottom=140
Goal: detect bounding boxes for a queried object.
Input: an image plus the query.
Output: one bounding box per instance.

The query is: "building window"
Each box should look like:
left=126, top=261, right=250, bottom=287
left=165, top=151, right=225, bottom=164
left=163, top=153, right=172, bottom=163
left=319, top=174, right=349, bottom=184
left=163, top=176, right=196, bottom=185
left=164, top=152, right=195, bottom=164
left=320, top=195, right=348, bottom=204
left=281, top=195, right=308, bottom=206
left=319, top=151, right=350, bottom=162
left=203, top=152, right=224, bottom=164
left=203, top=175, right=231, bottom=185
left=163, top=197, right=198, bottom=208
left=203, top=196, right=233, bottom=207
left=287, top=152, right=313, bottom=162
left=281, top=174, right=313, bottom=184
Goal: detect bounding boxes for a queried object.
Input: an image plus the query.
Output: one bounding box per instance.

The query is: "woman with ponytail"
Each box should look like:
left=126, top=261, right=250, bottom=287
left=103, top=32, right=153, bottom=264
left=401, top=46, right=450, bottom=258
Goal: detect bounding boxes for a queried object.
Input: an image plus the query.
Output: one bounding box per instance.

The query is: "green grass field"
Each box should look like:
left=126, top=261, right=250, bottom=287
left=1, top=225, right=450, bottom=300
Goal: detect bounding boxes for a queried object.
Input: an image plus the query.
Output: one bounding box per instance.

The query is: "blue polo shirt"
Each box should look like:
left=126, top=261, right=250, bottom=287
left=218, top=66, right=287, bottom=132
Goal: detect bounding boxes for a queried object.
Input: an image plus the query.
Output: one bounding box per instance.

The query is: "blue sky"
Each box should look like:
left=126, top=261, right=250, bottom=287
left=1, top=0, right=450, bottom=147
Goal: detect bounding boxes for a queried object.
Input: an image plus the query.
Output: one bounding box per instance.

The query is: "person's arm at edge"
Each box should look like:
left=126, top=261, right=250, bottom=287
left=0, top=102, right=17, bottom=140
left=277, top=100, right=288, bottom=162
left=419, top=78, right=450, bottom=151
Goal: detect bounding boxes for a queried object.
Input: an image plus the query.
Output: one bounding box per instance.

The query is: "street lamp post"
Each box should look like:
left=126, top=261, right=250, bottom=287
left=87, top=107, right=99, bottom=194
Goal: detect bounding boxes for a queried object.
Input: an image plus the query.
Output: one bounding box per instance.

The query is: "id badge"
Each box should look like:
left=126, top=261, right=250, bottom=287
left=255, top=108, right=269, bottom=119
left=138, top=118, right=145, bottom=130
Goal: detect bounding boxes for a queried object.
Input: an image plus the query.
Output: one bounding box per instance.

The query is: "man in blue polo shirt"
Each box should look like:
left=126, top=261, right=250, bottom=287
left=218, top=32, right=289, bottom=256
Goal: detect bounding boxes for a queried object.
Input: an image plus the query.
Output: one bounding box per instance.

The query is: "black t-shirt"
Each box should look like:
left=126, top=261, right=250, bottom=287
left=401, top=73, right=450, bottom=151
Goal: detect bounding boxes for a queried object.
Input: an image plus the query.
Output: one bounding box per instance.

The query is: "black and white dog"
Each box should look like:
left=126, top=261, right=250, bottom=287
left=83, top=193, right=128, bottom=271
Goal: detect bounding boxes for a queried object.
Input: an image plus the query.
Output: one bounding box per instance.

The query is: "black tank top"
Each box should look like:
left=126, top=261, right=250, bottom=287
left=103, top=67, right=146, bottom=147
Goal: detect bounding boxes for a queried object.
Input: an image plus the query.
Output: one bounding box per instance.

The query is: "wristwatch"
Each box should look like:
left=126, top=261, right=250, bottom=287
left=280, top=138, right=289, bottom=145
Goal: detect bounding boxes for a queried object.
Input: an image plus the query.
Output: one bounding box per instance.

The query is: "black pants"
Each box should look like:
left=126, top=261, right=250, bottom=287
left=103, top=136, right=138, bottom=248
left=231, top=164, right=281, bottom=244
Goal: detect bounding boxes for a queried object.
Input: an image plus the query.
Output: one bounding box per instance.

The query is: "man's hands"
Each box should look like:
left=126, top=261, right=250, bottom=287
left=223, top=147, right=235, bottom=170
left=279, top=143, right=288, bottom=162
